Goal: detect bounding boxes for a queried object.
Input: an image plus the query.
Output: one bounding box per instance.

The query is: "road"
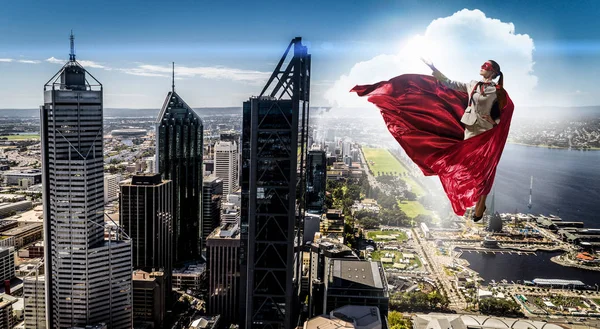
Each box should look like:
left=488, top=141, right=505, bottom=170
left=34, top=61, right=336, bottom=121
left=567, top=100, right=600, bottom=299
left=412, top=227, right=467, bottom=310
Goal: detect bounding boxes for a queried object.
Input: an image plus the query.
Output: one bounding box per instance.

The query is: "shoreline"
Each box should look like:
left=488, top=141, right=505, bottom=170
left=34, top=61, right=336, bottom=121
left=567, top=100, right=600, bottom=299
left=508, top=141, right=600, bottom=151
left=550, top=255, right=600, bottom=272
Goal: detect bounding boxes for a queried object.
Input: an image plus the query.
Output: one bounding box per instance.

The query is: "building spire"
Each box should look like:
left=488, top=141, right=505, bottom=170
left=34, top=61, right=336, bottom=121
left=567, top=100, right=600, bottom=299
left=172, top=62, right=175, bottom=93
left=69, top=30, right=76, bottom=61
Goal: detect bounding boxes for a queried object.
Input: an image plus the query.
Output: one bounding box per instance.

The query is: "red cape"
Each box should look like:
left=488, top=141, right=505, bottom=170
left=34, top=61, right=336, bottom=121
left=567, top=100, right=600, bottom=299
left=351, top=74, right=514, bottom=216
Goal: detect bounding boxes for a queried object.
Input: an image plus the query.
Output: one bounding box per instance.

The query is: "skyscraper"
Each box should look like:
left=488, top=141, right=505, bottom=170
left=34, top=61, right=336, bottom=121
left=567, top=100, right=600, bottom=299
left=306, top=149, right=326, bottom=214
left=120, top=174, right=173, bottom=295
left=240, top=37, right=310, bottom=329
left=202, top=175, right=223, bottom=245
left=40, top=33, right=132, bottom=329
left=156, top=69, right=204, bottom=261
left=214, top=140, right=238, bottom=195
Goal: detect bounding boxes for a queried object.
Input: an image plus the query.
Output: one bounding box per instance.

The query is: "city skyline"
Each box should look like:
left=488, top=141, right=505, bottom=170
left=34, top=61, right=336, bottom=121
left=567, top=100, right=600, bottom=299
left=1, top=1, right=599, bottom=109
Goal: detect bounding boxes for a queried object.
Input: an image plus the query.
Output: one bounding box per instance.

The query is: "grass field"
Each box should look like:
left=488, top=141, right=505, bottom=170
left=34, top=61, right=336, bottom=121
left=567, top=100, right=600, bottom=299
left=398, top=200, right=431, bottom=218
left=367, top=230, right=407, bottom=242
left=0, top=134, right=39, bottom=140
left=363, top=148, right=409, bottom=175
left=363, top=147, right=426, bottom=197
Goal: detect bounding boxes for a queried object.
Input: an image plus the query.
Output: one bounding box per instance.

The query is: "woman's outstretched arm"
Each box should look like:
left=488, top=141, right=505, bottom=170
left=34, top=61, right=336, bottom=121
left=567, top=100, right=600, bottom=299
left=432, top=70, right=469, bottom=93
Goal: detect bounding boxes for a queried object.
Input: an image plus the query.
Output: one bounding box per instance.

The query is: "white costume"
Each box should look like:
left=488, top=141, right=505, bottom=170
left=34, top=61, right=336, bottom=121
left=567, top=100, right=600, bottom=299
left=433, top=71, right=500, bottom=140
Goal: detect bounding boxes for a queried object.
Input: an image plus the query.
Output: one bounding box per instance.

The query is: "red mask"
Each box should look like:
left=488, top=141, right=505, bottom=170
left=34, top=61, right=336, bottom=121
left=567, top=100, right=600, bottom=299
left=481, top=62, right=496, bottom=73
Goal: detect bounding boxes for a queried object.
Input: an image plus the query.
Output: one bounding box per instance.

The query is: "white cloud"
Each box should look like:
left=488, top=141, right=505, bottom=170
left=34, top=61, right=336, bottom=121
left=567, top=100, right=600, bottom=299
left=325, top=9, right=537, bottom=108
left=46, top=57, right=65, bottom=64
left=0, top=58, right=13, bottom=62
left=17, top=59, right=40, bottom=64
left=77, top=60, right=106, bottom=69
left=46, top=57, right=106, bottom=69
left=120, top=63, right=270, bottom=83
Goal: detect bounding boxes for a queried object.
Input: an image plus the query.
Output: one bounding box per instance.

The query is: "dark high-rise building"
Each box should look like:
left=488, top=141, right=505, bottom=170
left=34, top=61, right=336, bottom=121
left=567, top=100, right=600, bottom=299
left=203, top=175, right=223, bottom=245
left=240, top=37, right=310, bottom=329
left=156, top=81, right=203, bottom=262
left=120, top=173, right=173, bottom=295
left=306, top=149, right=326, bottom=214
left=40, top=33, right=132, bottom=329
left=206, top=223, right=240, bottom=325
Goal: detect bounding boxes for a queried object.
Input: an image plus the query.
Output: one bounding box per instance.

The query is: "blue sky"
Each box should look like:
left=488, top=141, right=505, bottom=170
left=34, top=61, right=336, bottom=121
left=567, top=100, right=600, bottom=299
left=1, top=0, right=599, bottom=108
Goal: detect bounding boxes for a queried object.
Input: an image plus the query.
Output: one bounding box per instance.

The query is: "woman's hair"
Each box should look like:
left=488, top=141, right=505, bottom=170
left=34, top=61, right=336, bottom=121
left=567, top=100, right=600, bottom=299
left=488, top=59, right=507, bottom=112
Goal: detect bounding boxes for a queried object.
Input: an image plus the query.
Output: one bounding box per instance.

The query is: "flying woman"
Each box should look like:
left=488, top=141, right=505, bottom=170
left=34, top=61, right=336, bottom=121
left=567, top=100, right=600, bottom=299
left=351, top=60, right=514, bottom=220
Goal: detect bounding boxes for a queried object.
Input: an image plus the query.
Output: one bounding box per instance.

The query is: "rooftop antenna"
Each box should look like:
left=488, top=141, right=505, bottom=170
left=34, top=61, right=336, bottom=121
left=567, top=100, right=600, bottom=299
left=69, top=30, right=76, bottom=61
left=172, top=62, right=175, bottom=93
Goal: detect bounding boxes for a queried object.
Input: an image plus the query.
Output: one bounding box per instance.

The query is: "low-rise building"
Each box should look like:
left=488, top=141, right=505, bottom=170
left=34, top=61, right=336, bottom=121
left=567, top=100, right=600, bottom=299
left=173, top=263, right=206, bottom=296
left=0, top=223, right=43, bottom=249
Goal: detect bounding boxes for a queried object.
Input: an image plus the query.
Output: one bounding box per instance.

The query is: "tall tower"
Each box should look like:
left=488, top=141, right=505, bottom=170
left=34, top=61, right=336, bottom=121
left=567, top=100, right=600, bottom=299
left=120, top=174, right=173, bottom=295
left=156, top=67, right=204, bottom=261
left=240, top=37, right=310, bottom=329
left=214, top=140, right=239, bottom=195
left=40, top=32, right=132, bottom=329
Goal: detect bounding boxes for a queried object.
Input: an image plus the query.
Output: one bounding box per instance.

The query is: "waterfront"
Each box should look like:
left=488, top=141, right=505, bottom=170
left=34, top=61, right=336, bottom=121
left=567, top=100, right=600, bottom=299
left=495, top=144, right=600, bottom=227
left=460, top=251, right=600, bottom=287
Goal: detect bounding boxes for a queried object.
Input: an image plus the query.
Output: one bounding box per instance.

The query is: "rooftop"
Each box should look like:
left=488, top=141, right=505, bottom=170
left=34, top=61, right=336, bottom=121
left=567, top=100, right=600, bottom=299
left=331, top=260, right=384, bottom=290
left=1, top=222, right=42, bottom=236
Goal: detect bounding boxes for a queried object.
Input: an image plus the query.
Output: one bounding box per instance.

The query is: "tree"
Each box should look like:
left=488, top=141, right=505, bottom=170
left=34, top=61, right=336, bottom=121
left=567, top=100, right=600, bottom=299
left=356, top=217, right=379, bottom=229
left=404, top=190, right=417, bottom=201
left=388, top=311, right=411, bottom=329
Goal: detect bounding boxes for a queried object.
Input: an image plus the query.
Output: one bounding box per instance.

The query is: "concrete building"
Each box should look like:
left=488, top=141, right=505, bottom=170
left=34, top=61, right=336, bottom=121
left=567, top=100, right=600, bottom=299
left=307, top=237, right=359, bottom=318
left=120, top=174, right=173, bottom=296
left=202, top=175, right=223, bottom=246
left=0, top=294, right=16, bottom=329
left=189, top=315, right=220, bottom=329
left=303, top=305, right=382, bottom=329
left=206, top=223, right=240, bottom=324
left=156, top=84, right=204, bottom=261
left=0, top=223, right=43, bottom=249
left=323, top=260, right=389, bottom=317
left=40, top=35, right=132, bottom=329
left=24, top=275, right=45, bottom=329
left=103, top=173, right=122, bottom=204
left=0, top=247, right=15, bottom=283
left=172, top=263, right=206, bottom=295
left=132, top=270, right=166, bottom=329
left=220, top=202, right=240, bottom=225
left=214, top=140, right=238, bottom=195
left=4, top=170, right=42, bottom=186
left=0, top=201, right=33, bottom=218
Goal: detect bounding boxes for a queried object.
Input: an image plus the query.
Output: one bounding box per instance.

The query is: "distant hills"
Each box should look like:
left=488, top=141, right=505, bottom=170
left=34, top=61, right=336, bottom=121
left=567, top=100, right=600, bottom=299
left=1, top=106, right=598, bottom=120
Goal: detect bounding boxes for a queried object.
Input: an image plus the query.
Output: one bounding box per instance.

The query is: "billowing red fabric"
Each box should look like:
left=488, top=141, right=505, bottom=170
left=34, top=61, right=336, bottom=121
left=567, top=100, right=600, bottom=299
left=351, top=74, right=514, bottom=216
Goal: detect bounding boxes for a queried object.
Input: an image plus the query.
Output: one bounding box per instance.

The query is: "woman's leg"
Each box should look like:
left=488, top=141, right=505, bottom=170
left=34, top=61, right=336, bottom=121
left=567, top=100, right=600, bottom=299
left=475, top=194, right=488, bottom=217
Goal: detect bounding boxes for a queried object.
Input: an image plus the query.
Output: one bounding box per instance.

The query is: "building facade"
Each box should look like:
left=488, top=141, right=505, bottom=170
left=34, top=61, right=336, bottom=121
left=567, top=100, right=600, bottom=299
left=202, top=175, right=223, bottom=246
left=24, top=275, right=46, bottom=329
left=40, top=36, right=132, bottom=329
left=0, top=247, right=14, bottom=282
left=132, top=270, right=166, bottom=329
left=306, top=149, right=326, bottom=214
left=214, top=140, right=239, bottom=195
left=240, top=38, right=310, bottom=329
left=206, top=223, right=240, bottom=325
left=120, top=174, right=173, bottom=296
left=156, top=90, right=203, bottom=261
left=103, top=173, right=121, bottom=204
